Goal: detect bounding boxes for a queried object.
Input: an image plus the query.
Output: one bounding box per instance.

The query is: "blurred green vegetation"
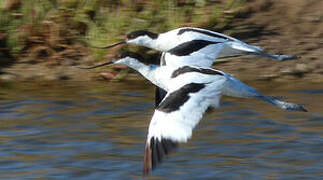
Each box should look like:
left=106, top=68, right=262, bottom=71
left=0, top=0, right=249, bottom=64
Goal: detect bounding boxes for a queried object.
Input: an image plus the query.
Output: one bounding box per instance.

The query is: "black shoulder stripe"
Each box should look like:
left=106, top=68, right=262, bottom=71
left=157, top=83, right=206, bottom=113
left=171, top=66, right=224, bottom=78
left=178, top=28, right=229, bottom=41
left=168, top=40, right=216, bottom=56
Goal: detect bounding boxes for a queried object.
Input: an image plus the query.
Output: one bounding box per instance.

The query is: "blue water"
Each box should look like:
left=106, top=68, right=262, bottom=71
left=0, top=81, right=322, bottom=179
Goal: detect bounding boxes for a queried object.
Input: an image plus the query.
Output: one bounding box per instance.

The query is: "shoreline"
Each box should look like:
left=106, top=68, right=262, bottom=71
left=1, top=0, right=322, bottom=83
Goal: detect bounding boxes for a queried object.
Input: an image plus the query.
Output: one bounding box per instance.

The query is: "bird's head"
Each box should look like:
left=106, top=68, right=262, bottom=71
left=113, top=51, right=145, bottom=66
left=126, top=30, right=159, bottom=47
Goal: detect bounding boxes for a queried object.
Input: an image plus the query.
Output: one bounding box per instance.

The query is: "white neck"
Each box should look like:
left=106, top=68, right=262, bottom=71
left=141, top=39, right=159, bottom=50
left=125, top=60, right=151, bottom=77
left=120, top=59, right=167, bottom=90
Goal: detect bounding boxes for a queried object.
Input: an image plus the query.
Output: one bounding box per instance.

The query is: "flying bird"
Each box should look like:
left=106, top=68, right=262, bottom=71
left=93, top=27, right=298, bottom=62
left=79, top=52, right=307, bottom=175
left=90, top=27, right=299, bottom=107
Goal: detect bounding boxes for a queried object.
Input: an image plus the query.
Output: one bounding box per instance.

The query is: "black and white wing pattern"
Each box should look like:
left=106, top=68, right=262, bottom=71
left=174, top=27, right=238, bottom=43
left=168, top=27, right=298, bottom=61
left=165, top=40, right=224, bottom=68
left=143, top=82, right=223, bottom=175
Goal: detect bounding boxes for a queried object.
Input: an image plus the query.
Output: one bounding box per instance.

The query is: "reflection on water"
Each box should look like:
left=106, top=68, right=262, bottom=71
left=0, top=81, right=322, bottom=179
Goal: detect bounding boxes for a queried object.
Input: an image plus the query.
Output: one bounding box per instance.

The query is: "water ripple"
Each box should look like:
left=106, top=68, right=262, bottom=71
left=0, top=82, right=321, bottom=179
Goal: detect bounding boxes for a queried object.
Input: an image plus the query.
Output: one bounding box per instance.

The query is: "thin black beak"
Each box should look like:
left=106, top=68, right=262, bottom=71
left=78, top=60, right=115, bottom=69
left=89, top=41, right=126, bottom=49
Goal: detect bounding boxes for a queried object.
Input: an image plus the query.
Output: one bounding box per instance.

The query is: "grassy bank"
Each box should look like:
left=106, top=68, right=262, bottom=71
left=0, top=0, right=250, bottom=64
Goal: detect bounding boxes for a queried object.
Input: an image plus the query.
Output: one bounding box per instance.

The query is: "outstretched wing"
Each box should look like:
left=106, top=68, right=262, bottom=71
left=176, top=27, right=298, bottom=61
left=143, top=82, right=223, bottom=175
left=221, top=74, right=307, bottom=111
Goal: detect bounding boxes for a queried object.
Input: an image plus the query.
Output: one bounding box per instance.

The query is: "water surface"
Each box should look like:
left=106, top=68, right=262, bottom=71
left=0, top=80, right=322, bottom=179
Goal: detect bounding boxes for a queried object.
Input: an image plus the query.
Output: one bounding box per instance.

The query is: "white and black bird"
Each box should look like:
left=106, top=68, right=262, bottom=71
left=92, top=27, right=299, bottom=106
left=94, top=27, right=298, bottom=63
left=79, top=52, right=307, bottom=175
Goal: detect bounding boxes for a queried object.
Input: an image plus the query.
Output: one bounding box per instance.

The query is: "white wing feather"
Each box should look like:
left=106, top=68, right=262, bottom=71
left=147, top=81, right=224, bottom=143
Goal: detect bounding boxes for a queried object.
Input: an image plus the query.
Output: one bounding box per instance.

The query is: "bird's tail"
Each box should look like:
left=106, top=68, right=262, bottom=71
left=229, top=42, right=299, bottom=61
left=255, top=51, right=300, bottom=61
left=256, top=96, right=307, bottom=112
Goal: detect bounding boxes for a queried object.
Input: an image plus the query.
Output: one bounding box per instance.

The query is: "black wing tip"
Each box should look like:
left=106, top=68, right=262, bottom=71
left=143, top=137, right=178, bottom=176
left=296, top=105, right=308, bottom=112
left=143, top=143, right=152, bottom=176
left=278, top=54, right=300, bottom=61
left=285, top=104, right=308, bottom=112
